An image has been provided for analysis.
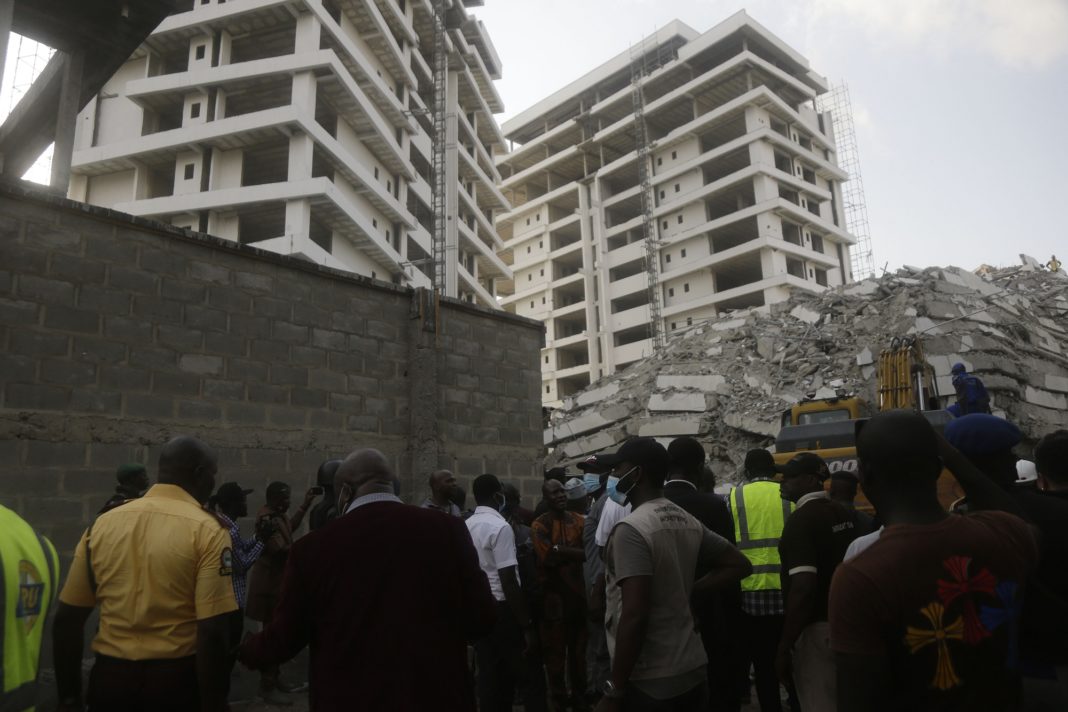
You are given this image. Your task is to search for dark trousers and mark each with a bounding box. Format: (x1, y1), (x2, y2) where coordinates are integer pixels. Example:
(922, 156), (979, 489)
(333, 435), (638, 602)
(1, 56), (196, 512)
(623, 680), (709, 712)
(226, 610), (244, 699)
(541, 610), (588, 709)
(742, 613), (800, 712)
(699, 602), (741, 712)
(476, 601), (525, 712)
(87, 654), (198, 712)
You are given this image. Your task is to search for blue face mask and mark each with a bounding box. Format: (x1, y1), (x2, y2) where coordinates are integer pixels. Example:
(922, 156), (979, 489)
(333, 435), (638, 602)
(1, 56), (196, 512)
(607, 467), (639, 506)
(583, 473), (601, 493)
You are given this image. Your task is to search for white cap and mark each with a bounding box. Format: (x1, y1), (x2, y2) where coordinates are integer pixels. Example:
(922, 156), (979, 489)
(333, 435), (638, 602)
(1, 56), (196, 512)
(564, 477), (587, 500)
(1016, 460), (1038, 485)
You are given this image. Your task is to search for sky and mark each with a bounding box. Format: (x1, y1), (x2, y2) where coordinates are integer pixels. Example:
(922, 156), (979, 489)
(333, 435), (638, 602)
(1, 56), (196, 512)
(4, 2), (1066, 274)
(473, 0), (1068, 274)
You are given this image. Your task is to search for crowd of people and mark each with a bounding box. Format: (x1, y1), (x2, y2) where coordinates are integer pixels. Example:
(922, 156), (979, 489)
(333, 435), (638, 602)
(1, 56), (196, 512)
(2, 413), (1067, 712)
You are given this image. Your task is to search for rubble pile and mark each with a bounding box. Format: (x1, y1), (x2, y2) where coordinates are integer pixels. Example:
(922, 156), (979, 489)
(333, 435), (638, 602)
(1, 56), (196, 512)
(545, 259), (1068, 484)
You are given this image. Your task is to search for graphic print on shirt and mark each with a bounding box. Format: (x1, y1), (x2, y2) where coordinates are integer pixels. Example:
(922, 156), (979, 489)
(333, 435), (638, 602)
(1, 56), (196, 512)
(904, 555), (1019, 691)
(16, 560), (45, 633)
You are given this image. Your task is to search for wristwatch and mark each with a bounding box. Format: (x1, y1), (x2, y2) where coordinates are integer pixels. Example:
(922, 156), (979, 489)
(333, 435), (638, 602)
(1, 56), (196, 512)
(603, 680), (625, 699)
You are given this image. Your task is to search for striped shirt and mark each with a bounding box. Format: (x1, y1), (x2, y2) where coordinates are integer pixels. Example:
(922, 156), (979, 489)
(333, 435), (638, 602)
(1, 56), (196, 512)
(219, 513), (265, 609)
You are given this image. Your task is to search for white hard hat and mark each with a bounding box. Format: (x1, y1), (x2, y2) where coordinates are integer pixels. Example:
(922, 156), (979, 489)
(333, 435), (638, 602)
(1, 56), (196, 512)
(1015, 460), (1038, 485)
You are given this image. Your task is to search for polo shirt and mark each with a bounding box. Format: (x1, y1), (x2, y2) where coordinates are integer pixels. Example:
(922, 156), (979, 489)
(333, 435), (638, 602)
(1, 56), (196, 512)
(595, 498), (631, 548)
(59, 484), (238, 660)
(465, 506), (519, 602)
(778, 491), (857, 624)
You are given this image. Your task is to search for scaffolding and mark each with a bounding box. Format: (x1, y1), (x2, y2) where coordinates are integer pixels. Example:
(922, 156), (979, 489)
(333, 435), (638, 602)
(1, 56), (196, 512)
(817, 83), (875, 281)
(2, 33), (56, 182)
(628, 36), (672, 353)
(429, 0), (448, 295)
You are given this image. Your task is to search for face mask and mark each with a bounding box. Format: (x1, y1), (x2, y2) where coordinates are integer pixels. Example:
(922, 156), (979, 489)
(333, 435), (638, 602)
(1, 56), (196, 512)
(337, 485), (352, 515)
(608, 466), (640, 506)
(583, 473), (601, 494)
(494, 492), (508, 514)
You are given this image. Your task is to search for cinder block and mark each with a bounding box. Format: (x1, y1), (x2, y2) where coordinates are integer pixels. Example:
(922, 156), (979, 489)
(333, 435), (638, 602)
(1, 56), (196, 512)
(152, 371), (200, 396)
(367, 320), (399, 341)
(363, 396), (393, 416)
(78, 285), (131, 314)
(25, 441), (86, 468)
(70, 389), (121, 413)
(19, 275), (74, 304)
(10, 330), (69, 357)
(268, 407), (307, 427)
(291, 387), (328, 408)
(290, 345), (326, 368)
(44, 306), (100, 334)
(4, 383), (70, 410)
(311, 328), (346, 351)
(310, 410), (344, 429)
(3, 247), (47, 275)
(104, 316), (153, 343)
(246, 383), (288, 404)
(101, 366), (149, 391)
(159, 325), (204, 351)
(40, 360), (97, 387)
(270, 364), (308, 387)
(227, 358), (269, 382)
(348, 415), (380, 433)
(132, 296), (182, 323)
(228, 314), (271, 338)
(25, 222), (81, 251)
(293, 303), (333, 329)
(329, 393), (363, 414)
(129, 346), (178, 370)
(179, 354), (224, 376)
(225, 402), (266, 425)
(188, 261), (230, 285)
(0, 297), (39, 325)
(107, 265), (158, 295)
(72, 337), (127, 364)
(254, 297), (292, 320)
(49, 253), (105, 284)
(125, 393), (175, 419)
(251, 340), (290, 362)
(203, 378), (245, 400)
(139, 248), (188, 276)
(88, 443), (143, 467)
(204, 332), (247, 357)
(234, 271), (273, 293)
(0, 354), (36, 383)
(3, 469), (60, 497)
(207, 288), (251, 314)
(346, 374), (378, 395)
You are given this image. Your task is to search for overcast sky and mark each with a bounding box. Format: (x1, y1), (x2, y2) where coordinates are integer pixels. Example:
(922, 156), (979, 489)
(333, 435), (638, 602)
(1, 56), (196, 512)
(475, 0), (1068, 274)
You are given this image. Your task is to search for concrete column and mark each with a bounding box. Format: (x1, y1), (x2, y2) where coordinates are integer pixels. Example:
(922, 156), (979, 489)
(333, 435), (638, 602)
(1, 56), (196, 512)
(285, 198), (312, 244)
(578, 181), (599, 375)
(760, 246), (787, 279)
(294, 12), (321, 53)
(744, 106), (769, 133)
(287, 132), (314, 181)
(292, 71), (317, 115)
(444, 71), (460, 298)
(50, 50), (84, 193)
(590, 179), (616, 376)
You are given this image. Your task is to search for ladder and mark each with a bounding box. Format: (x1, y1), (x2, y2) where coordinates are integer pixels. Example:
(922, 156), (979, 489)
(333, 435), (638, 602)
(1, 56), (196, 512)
(430, 0), (448, 294)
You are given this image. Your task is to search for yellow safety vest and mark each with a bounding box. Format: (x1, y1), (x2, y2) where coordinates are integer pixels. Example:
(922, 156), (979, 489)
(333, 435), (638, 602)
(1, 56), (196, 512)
(1, 505), (59, 712)
(728, 480), (793, 592)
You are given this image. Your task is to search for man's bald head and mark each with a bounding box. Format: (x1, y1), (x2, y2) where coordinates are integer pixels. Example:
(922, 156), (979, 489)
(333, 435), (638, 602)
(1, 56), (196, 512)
(157, 436), (218, 504)
(428, 469), (458, 501)
(336, 448), (395, 500)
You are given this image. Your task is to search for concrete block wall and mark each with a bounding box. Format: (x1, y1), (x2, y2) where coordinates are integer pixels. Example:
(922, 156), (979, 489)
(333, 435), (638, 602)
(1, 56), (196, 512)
(0, 183), (544, 557)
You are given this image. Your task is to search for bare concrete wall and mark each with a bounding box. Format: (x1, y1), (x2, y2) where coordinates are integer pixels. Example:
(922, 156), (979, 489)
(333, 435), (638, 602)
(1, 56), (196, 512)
(0, 182), (545, 557)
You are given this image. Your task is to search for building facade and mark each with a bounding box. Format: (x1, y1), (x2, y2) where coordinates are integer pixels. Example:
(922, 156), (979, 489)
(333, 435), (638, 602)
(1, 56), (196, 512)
(494, 12), (856, 406)
(69, 0), (511, 306)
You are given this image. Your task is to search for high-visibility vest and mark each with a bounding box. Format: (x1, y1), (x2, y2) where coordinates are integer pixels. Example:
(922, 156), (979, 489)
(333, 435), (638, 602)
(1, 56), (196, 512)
(1, 505), (59, 712)
(728, 481), (793, 592)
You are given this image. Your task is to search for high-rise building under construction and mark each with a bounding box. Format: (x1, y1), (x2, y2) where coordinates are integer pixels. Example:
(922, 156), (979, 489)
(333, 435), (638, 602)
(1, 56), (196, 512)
(495, 12), (858, 406)
(68, 0), (511, 307)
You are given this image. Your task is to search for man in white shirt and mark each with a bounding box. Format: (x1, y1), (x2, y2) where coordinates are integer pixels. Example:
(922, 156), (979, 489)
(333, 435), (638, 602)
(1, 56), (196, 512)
(466, 474), (536, 712)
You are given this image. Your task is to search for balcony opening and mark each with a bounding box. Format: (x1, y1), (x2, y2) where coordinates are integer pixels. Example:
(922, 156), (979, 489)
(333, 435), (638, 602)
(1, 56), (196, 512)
(309, 217), (333, 253)
(786, 257), (806, 280)
(705, 182), (756, 221)
(609, 257), (644, 283)
(238, 204), (285, 245)
(230, 23), (296, 64)
(814, 268), (828, 287)
(702, 146), (750, 185)
(715, 254), (764, 292)
(782, 222), (802, 246)
(614, 324), (651, 347)
(811, 233), (825, 254)
(225, 76), (292, 118)
(241, 139), (289, 186)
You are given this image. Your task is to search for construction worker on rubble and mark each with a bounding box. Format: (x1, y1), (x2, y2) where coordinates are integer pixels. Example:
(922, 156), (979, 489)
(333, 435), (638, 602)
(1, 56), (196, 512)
(950, 363), (992, 416)
(1048, 255), (1062, 273)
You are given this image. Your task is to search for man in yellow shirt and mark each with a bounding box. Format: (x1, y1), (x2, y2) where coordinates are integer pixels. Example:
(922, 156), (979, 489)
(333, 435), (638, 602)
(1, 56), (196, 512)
(52, 436), (238, 712)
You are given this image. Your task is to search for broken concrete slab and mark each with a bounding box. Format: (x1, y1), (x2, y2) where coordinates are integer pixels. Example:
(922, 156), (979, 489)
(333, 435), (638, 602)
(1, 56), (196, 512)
(1025, 386), (1068, 410)
(790, 305), (822, 325)
(856, 347), (873, 366)
(656, 374), (725, 391)
(638, 416), (704, 437)
(561, 429), (620, 458)
(1045, 374), (1068, 394)
(576, 382), (619, 408)
(648, 392), (705, 412)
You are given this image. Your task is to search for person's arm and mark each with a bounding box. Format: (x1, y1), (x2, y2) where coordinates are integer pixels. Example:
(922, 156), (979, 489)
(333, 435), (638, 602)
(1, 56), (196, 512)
(776, 571), (818, 682)
(240, 541), (311, 668)
(692, 530), (752, 597)
(453, 518), (497, 642)
(53, 531), (96, 711)
(232, 529), (265, 573)
(196, 613), (232, 712)
(288, 489), (317, 532)
(596, 575), (652, 712)
(936, 434), (1022, 516)
(53, 602), (93, 711)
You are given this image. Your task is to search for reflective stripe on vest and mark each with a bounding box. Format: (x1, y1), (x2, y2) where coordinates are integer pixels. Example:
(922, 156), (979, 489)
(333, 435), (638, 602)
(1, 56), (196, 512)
(729, 481), (793, 592)
(0, 506), (59, 712)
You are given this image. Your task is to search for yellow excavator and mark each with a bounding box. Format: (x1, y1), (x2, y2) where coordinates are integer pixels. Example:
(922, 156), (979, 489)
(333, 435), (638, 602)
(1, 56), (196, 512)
(772, 336), (962, 511)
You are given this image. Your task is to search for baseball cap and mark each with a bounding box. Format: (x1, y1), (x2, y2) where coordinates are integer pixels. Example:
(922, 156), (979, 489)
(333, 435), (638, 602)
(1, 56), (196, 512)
(544, 466), (569, 483)
(951, 362), (967, 374)
(564, 477), (587, 501)
(577, 455), (607, 472)
(782, 452), (829, 480)
(216, 482), (253, 504)
(596, 438), (670, 473)
(116, 462), (147, 485)
(1016, 460), (1038, 485)
(945, 414), (1022, 457)
(743, 449), (779, 476)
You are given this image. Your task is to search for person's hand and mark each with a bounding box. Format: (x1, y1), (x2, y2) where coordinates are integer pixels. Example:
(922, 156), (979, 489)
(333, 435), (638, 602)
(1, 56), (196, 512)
(594, 694), (622, 712)
(302, 487), (319, 507)
(775, 643), (792, 684)
(523, 627), (539, 657)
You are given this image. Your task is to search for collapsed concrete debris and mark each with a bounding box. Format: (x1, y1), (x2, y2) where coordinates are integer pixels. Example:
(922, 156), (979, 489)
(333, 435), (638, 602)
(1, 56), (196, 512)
(544, 259), (1068, 485)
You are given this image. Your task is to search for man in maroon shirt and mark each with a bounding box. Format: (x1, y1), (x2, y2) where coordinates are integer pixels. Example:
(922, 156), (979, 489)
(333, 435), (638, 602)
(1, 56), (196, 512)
(830, 410), (1039, 712)
(239, 449), (496, 711)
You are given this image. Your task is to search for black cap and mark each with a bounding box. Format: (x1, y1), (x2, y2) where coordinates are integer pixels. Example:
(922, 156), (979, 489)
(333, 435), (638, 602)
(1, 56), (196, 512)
(265, 481), (291, 500)
(596, 438), (670, 473)
(577, 455), (608, 473)
(782, 452), (829, 480)
(744, 449), (779, 476)
(116, 462), (147, 485)
(544, 466), (569, 483)
(216, 482), (253, 504)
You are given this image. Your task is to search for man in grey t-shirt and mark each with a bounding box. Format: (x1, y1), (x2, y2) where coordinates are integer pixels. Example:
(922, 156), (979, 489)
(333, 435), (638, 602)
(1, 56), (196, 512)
(595, 439), (752, 711)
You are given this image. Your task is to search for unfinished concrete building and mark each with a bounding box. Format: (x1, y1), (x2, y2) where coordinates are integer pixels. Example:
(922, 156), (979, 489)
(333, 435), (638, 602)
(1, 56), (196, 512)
(495, 12), (857, 406)
(67, 0), (511, 306)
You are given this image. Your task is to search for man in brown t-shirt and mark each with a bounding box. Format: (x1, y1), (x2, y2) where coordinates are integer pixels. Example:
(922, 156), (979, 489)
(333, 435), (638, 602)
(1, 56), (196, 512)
(830, 410), (1039, 712)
